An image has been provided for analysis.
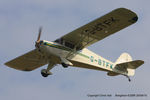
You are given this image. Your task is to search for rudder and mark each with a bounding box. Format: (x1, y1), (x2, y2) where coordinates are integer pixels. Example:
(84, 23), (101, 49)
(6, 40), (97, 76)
(115, 53), (132, 64)
(115, 53), (135, 76)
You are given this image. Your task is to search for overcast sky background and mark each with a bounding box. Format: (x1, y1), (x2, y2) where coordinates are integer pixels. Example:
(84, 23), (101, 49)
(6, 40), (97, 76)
(0, 0), (150, 100)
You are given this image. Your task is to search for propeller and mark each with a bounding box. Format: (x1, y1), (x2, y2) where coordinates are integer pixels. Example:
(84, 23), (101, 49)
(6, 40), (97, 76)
(35, 27), (42, 48)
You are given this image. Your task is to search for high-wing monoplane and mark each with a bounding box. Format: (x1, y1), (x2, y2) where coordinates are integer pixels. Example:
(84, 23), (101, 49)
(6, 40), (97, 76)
(5, 8), (144, 82)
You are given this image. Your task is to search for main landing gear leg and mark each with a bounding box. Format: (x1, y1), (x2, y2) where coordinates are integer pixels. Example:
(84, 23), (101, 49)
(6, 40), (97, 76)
(41, 63), (54, 77)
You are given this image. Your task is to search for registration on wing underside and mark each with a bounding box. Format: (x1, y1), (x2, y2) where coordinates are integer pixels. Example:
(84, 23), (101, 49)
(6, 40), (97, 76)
(76, 17), (120, 49)
(82, 17), (119, 36)
(79, 17), (119, 42)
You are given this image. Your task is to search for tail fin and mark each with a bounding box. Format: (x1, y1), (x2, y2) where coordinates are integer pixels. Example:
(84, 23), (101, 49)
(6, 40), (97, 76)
(115, 53), (144, 76)
(115, 53), (132, 64)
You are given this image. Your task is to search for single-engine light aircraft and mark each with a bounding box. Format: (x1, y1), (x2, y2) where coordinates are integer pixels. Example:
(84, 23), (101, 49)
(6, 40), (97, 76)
(5, 8), (144, 82)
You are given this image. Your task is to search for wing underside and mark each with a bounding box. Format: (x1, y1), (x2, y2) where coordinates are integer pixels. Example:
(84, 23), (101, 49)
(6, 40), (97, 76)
(55, 8), (138, 50)
(5, 49), (48, 71)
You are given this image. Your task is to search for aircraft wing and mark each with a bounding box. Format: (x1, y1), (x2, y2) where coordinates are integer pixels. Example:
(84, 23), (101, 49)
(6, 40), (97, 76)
(5, 49), (48, 71)
(55, 8), (138, 50)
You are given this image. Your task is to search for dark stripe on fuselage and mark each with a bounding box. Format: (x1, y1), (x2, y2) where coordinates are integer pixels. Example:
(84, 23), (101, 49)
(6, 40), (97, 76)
(43, 42), (90, 59)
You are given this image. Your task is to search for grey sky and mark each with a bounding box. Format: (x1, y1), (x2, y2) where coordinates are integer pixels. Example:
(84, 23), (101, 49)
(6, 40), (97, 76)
(0, 0), (150, 100)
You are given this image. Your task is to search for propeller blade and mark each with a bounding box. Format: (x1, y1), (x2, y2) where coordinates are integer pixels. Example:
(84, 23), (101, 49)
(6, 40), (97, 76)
(37, 27), (42, 42)
(35, 27), (43, 48)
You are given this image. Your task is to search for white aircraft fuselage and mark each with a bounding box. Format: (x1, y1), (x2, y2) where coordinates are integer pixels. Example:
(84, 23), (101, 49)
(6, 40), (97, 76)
(39, 40), (127, 76)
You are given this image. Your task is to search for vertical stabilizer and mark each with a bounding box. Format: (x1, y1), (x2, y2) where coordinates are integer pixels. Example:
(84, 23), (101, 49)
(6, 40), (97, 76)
(115, 53), (132, 64)
(115, 53), (135, 76)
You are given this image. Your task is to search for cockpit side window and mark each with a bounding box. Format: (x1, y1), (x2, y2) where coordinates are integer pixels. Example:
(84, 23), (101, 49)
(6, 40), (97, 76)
(55, 38), (63, 45)
(55, 39), (59, 43)
(65, 41), (75, 49)
(55, 38), (75, 49)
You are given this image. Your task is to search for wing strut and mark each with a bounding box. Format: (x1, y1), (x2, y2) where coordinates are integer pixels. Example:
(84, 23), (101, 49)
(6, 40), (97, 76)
(66, 31), (97, 58)
(75, 30), (97, 50)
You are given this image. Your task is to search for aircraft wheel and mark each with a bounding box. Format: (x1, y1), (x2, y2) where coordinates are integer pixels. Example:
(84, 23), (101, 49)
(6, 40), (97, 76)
(61, 63), (68, 68)
(128, 78), (131, 82)
(41, 69), (49, 77)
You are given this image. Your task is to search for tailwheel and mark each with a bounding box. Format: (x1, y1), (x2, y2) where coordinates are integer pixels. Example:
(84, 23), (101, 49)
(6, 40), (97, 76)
(128, 78), (131, 82)
(125, 75), (131, 82)
(41, 69), (52, 77)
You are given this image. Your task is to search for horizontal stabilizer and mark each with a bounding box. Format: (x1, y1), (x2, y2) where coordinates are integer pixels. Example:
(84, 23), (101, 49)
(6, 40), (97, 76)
(116, 60), (144, 69)
(107, 72), (120, 76)
(114, 60), (144, 76)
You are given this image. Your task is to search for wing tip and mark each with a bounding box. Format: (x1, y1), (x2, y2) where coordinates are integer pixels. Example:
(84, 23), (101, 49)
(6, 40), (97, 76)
(138, 60), (144, 65)
(4, 62), (10, 67)
(111, 8), (138, 25)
